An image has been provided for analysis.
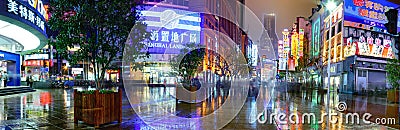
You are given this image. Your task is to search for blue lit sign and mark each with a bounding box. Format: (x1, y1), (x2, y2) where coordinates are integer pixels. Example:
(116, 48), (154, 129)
(0, 0), (47, 36)
(142, 6), (201, 54)
(344, 0), (400, 32)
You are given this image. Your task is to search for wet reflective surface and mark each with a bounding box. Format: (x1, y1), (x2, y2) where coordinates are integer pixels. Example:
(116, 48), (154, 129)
(0, 83), (397, 129)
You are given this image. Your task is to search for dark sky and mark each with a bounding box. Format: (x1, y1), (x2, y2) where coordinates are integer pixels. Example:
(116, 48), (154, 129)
(246, 0), (318, 39)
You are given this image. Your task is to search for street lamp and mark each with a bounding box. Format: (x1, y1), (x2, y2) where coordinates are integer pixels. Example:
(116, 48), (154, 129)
(324, 1), (336, 129)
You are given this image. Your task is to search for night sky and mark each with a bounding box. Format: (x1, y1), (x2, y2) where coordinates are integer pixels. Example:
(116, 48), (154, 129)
(246, 0), (318, 39)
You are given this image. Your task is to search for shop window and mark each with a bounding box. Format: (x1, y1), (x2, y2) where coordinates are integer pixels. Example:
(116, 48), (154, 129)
(337, 21), (342, 33)
(358, 70), (367, 77)
(325, 31), (329, 41)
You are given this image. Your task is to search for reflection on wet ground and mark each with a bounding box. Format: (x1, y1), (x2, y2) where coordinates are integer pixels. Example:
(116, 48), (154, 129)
(0, 82), (397, 129)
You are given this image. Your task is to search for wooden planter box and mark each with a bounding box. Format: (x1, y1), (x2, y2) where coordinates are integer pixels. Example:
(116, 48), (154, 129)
(387, 89), (399, 103)
(74, 89), (122, 128)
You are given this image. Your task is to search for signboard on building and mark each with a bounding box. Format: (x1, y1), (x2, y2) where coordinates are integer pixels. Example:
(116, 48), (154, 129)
(0, 0), (48, 35)
(311, 17), (321, 58)
(344, 0), (400, 32)
(344, 27), (395, 58)
(141, 6), (201, 54)
(279, 29), (290, 71)
(25, 54), (48, 60)
(291, 32), (298, 66)
(299, 29), (304, 57)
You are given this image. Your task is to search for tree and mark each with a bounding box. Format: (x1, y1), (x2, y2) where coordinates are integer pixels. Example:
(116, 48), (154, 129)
(47, 0), (150, 88)
(386, 58), (400, 89)
(170, 43), (205, 84)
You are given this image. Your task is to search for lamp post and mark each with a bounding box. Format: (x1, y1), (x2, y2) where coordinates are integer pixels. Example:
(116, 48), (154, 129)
(325, 1), (336, 129)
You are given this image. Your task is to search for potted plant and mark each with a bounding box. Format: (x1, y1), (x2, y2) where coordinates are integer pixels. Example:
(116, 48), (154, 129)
(386, 59), (400, 103)
(74, 89), (122, 128)
(47, 0), (150, 127)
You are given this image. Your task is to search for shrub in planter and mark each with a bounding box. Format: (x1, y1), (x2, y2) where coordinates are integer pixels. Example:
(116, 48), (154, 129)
(74, 89), (122, 128)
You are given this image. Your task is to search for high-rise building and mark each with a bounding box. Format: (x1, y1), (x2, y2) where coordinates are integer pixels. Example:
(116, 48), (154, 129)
(263, 13), (279, 59)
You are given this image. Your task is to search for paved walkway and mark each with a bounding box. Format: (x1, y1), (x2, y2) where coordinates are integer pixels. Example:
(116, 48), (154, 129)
(0, 83), (396, 129)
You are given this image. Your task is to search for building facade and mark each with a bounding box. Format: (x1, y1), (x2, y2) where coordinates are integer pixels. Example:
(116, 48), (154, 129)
(310, 0), (400, 93)
(129, 0), (250, 84)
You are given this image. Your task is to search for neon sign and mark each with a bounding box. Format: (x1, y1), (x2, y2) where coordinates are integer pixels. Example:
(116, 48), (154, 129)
(142, 6), (201, 54)
(6, 0), (46, 32)
(344, 27), (394, 58)
(344, 0), (400, 32)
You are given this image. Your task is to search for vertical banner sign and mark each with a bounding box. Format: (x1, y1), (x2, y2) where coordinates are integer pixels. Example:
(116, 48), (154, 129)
(311, 18), (321, 57)
(291, 32), (298, 66)
(141, 6), (202, 54)
(299, 29), (304, 57)
(279, 29), (290, 71)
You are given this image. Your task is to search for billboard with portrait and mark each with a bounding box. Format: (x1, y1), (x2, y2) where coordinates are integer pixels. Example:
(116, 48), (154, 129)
(141, 6), (201, 54)
(344, 0), (400, 32)
(343, 27), (395, 58)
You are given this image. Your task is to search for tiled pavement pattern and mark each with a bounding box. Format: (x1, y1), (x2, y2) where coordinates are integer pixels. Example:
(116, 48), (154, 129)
(0, 83), (397, 130)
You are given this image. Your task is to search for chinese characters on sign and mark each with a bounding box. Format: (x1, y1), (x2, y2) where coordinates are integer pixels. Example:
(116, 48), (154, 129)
(312, 18), (321, 57)
(7, 0), (45, 32)
(24, 60), (47, 66)
(298, 29), (304, 57)
(344, 0), (400, 32)
(353, 0), (392, 21)
(279, 29), (290, 71)
(291, 32), (298, 66)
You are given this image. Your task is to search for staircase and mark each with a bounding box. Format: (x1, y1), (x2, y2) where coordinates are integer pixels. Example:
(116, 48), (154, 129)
(0, 87), (36, 96)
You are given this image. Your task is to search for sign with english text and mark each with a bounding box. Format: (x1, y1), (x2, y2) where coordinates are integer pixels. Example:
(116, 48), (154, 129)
(0, 0), (47, 36)
(142, 6), (201, 54)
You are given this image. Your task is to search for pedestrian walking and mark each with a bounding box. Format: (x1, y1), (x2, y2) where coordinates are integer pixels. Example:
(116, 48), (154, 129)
(3, 71), (8, 88)
(27, 70), (33, 88)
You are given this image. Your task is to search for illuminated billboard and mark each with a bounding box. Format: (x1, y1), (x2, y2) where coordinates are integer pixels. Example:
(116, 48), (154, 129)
(311, 17), (320, 57)
(344, 0), (400, 32)
(142, 6), (201, 54)
(0, 0), (48, 36)
(343, 27), (395, 58)
(291, 32), (298, 66)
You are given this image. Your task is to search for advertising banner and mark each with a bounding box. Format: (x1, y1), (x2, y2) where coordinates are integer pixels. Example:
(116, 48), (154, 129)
(278, 58), (286, 71)
(343, 27), (394, 58)
(288, 58), (295, 71)
(291, 32), (298, 66)
(344, 0), (400, 32)
(311, 18), (321, 57)
(142, 6), (201, 54)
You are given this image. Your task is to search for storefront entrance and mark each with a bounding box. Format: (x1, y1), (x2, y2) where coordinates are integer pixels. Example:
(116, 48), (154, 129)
(0, 50), (20, 86)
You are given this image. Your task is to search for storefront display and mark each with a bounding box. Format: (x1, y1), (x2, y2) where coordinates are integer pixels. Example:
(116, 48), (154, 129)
(23, 59), (49, 81)
(0, 50), (20, 86)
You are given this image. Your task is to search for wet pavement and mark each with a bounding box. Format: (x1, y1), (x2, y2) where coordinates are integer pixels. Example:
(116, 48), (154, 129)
(0, 82), (397, 129)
